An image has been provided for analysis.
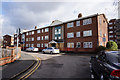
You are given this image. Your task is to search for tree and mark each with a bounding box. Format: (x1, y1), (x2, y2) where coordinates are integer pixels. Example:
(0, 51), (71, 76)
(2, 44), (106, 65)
(106, 41), (118, 51)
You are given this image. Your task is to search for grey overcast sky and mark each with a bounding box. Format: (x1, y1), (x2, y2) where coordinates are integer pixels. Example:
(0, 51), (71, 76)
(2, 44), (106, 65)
(0, 0), (119, 37)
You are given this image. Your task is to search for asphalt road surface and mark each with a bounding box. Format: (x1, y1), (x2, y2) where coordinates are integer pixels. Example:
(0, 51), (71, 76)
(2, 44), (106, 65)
(26, 52), (93, 80)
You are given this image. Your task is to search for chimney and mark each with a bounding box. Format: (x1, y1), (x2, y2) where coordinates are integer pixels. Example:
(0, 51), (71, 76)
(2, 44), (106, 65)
(35, 26), (37, 29)
(78, 13), (82, 18)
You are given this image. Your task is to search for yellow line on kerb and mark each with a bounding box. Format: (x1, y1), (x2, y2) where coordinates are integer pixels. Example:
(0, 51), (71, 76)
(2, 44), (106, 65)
(18, 54), (41, 80)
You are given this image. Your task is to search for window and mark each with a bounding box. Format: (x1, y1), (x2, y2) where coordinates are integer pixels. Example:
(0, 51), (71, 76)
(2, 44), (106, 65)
(41, 36), (44, 40)
(31, 44), (34, 47)
(76, 42), (81, 48)
(67, 32), (74, 38)
(29, 32), (31, 35)
(37, 37), (40, 40)
(26, 44), (28, 47)
(109, 31), (113, 33)
(76, 21), (80, 26)
(45, 36), (48, 40)
(32, 38), (34, 41)
(45, 28), (49, 32)
(42, 29), (44, 33)
(83, 18), (92, 25)
(29, 38), (31, 41)
(41, 43), (43, 47)
(26, 33), (28, 35)
(109, 27), (113, 29)
(109, 35), (113, 38)
(99, 18), (102, 25)
(54, 26), (62, 40)
(67, 43), (74, 48)
(67, 22), (74, 28)
(83, 30), (92, 37)
(29, 44), (31, 47)
(55, 37), (57, 40)
(83, 42), (92, 48)
(37, 44), (40, 47)
(44, 43), (48, 48)
(32, 31), (34, 34)
(109, 22), (112, 25)
(110, 40), (113, 41)
(26, 38), (28, 41)
(100, 31), (102, 37)
(76, 32), (80, 37)
(37, 30), (40, 33)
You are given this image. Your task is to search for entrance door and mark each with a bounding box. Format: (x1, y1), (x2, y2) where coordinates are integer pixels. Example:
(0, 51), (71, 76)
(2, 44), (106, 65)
(51, 43), (56, 47)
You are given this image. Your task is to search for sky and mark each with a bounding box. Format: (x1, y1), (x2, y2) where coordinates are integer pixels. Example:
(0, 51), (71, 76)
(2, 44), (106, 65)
(0, 0), (119, 38)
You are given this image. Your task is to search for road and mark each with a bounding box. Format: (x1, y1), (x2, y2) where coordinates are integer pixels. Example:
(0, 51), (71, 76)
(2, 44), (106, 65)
(1, 51), (94, 80)
(25, 52), (93, 80)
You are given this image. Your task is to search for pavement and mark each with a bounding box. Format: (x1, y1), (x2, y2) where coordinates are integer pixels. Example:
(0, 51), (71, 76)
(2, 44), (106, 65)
(1, 51), (36, 80)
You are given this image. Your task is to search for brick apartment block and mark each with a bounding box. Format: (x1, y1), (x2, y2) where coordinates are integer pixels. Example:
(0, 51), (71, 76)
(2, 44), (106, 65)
(108, 19), (120, 49)
(14, 13), (108, 52)
(3, 35), (14, 48)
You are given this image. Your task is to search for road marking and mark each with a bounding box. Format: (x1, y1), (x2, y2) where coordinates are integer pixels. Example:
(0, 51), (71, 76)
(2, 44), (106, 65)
(18, 54), (41, 80)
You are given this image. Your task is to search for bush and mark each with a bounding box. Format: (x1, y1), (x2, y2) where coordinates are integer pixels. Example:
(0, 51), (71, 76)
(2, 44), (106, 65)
(106, 41), (118, 51)
(97, 46), (106, 52)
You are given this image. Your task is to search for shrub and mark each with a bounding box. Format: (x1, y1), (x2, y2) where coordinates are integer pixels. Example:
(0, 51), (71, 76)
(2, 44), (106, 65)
(97, 46), (106, 52)
(106, 41), (118, 51)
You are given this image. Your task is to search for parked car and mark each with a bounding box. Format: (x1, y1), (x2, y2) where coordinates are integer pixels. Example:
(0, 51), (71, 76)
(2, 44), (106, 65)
(42, 47), (60, 54)
(26, 47), (39, 52)
(90, 51), (120, 80)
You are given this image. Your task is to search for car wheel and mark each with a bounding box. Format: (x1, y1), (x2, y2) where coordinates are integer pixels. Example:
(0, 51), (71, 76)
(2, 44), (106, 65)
(50, 51), (53, 54)
(42, 51), (45, 54)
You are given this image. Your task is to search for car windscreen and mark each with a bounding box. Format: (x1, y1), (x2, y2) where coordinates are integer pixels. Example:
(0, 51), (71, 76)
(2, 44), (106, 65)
(106, 52), (120, 63)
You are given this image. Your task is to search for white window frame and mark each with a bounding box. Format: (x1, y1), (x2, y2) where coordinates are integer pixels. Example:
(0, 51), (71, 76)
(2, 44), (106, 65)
(37, 44), (40, 47)
(37, 30), (40, 33)
(32, 37), (34, 41)
(67, 22), (74, 28)
(41, 43), (43, 47)
(31, 44), (34, 47)
(76, 21), (80, 26)
(41, 36), (44, 40)
(45, 28), (49, 32)
(67, 32), (74, 38)
(42, 29), (44, 33)
(37, 37), (40, 40)
(109, 31), (113, 33)
(83, 42), (92, 48)
(26, 33), (28, 36)
(83, 30), (92, 37)
(44, 43), (48, 48)
(67, 43), (74, 48)
(109, 35), (113, 38)
(83, 18), (92, 25)
(45, 35), (48, 40)
(26, 38), (28, 41)
(32, 31), (34, 35)
(26, 44), (28, 47)
(76, 42), (81, 48)
(76, 32), (80, 37)
(109, 27), (113, 29)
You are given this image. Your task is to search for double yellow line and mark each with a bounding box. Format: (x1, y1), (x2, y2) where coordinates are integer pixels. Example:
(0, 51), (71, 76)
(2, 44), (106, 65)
(18, 55), (41, 80)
